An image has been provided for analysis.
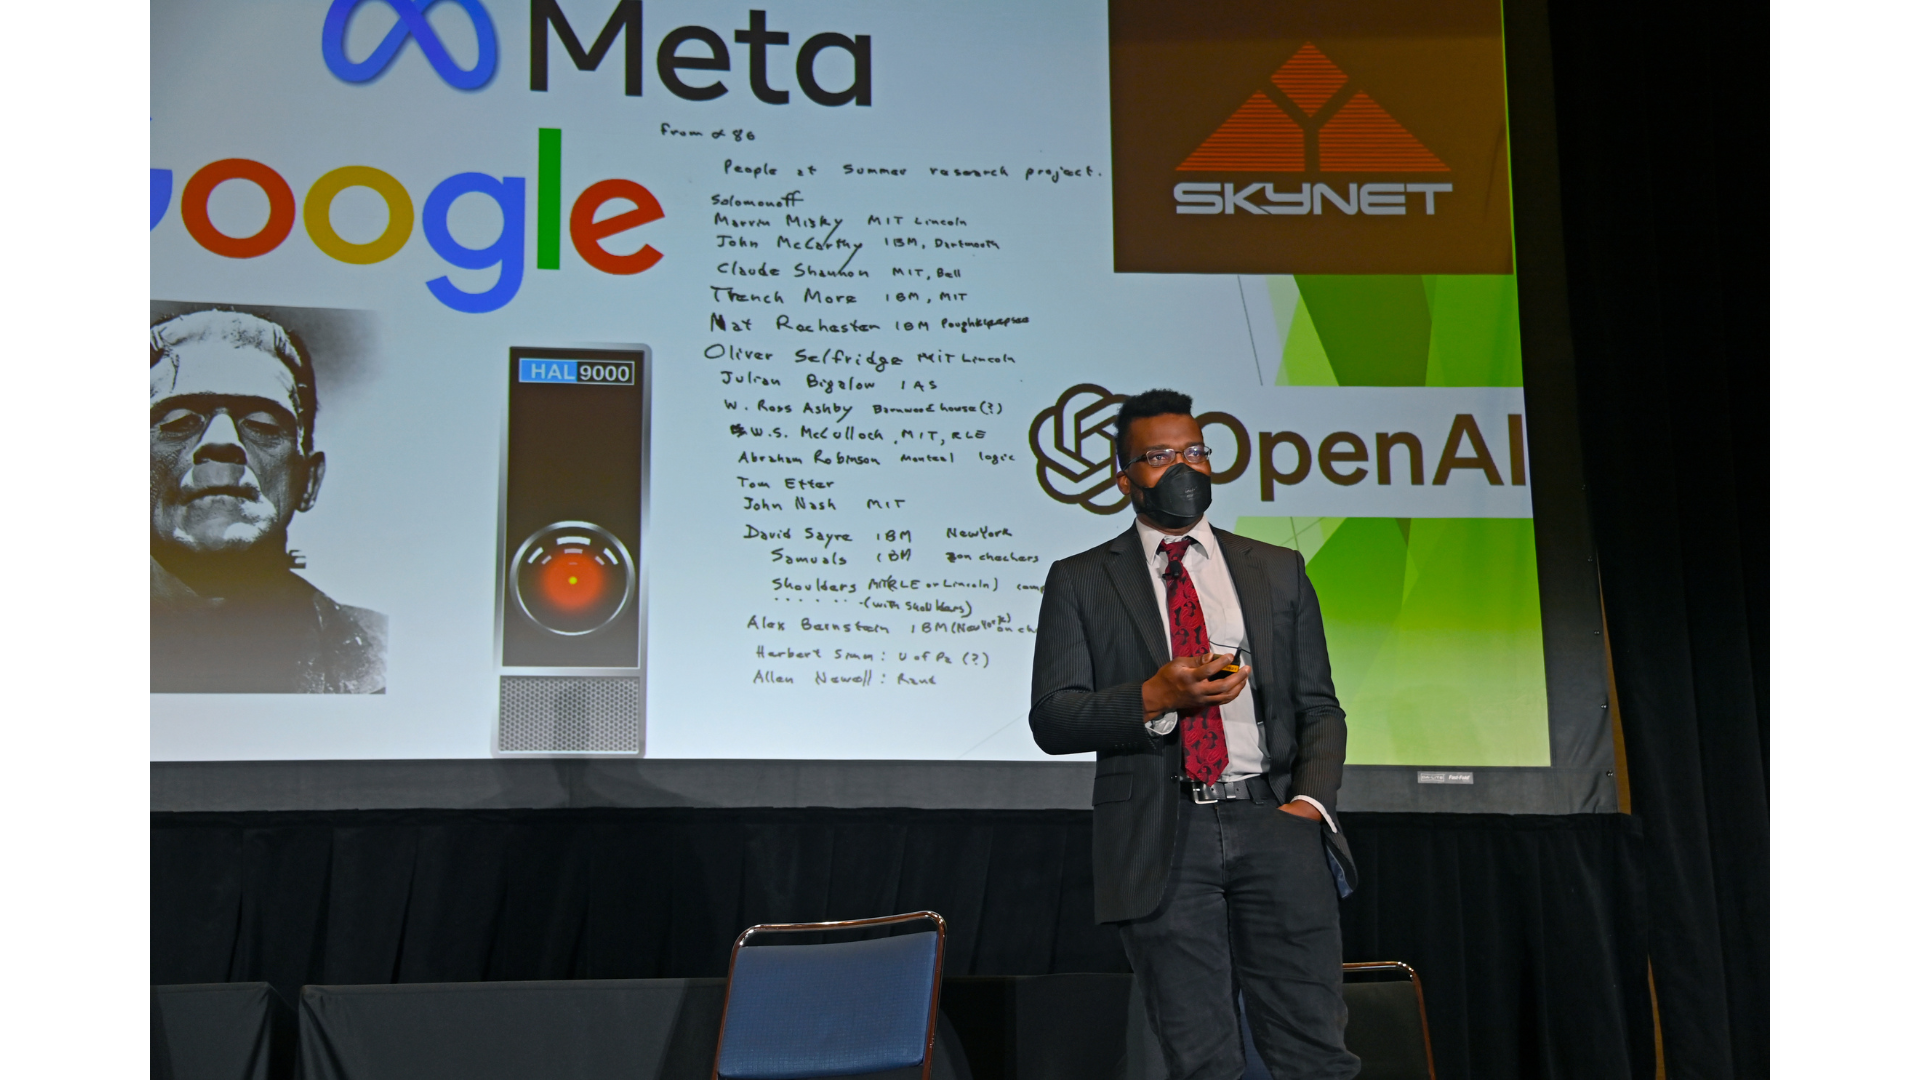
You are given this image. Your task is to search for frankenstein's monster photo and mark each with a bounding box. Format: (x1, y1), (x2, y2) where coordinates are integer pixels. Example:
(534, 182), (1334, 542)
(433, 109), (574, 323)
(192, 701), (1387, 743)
(150, 308), (386, 693)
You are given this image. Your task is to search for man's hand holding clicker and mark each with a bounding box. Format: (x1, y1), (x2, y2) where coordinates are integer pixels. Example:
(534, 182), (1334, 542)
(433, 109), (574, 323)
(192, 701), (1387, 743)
(1142, 653), (1248, 723)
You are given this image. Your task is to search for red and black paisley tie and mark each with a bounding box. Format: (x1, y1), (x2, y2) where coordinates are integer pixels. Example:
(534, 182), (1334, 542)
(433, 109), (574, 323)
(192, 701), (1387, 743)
(1158, 538), (1228, 784)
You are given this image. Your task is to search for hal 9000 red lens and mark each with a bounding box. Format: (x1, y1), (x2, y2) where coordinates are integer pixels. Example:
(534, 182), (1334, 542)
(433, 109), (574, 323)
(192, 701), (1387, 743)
(510, 521), (635, 636)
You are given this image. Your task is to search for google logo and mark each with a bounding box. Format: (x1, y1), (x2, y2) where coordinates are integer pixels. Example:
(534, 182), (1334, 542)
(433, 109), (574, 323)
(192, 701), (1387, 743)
(148, 128), (660, 313)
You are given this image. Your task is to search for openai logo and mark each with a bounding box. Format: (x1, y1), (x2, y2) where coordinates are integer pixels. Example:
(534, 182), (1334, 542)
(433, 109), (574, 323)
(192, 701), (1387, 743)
(1030, 385), (1252, 515)
(1029, 384), (1131, 515)
(322, 0), (499, 91)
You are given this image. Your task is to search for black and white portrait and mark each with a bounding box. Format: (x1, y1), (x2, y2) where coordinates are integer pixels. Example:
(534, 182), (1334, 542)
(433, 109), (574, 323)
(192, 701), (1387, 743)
(150, 304), (386, 693)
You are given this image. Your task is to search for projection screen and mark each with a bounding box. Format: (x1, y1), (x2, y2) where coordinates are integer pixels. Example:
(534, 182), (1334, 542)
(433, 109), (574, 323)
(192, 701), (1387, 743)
(150, 0), (1617, 812)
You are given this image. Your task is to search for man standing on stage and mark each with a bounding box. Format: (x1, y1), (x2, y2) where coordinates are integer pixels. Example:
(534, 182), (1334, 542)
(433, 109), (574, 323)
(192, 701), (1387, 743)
(1029, 389), (1360, 1080)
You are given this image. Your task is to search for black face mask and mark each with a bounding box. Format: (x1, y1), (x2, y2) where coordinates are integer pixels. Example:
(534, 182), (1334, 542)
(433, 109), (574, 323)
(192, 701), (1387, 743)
(1131, 461), (1212, 530)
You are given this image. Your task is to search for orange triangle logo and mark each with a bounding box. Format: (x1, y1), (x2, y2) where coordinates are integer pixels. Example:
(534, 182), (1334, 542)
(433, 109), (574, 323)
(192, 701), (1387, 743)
(1176, 94), (1304, 172)
(1270, 43), (1346, 114)
(1178, 43), (1449, 174)
(1320, 93), (1447, 171)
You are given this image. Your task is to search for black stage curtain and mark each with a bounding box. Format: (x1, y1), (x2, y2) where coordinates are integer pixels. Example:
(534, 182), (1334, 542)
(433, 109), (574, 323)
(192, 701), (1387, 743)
(1543, 0), (1769, 1076)
(153, 808), (1648, 1080)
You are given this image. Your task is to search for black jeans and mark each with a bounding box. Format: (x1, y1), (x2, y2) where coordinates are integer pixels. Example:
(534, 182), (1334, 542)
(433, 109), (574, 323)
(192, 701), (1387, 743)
(1117, 797), (1360, 1080)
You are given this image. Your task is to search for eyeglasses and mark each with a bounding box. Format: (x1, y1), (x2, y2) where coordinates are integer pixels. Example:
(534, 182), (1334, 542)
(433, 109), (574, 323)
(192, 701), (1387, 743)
(1123, 445), (1211, 470)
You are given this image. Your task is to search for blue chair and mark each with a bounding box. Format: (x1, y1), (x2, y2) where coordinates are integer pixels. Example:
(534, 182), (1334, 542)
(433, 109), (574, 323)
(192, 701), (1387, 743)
(712, 911), (948, 1080)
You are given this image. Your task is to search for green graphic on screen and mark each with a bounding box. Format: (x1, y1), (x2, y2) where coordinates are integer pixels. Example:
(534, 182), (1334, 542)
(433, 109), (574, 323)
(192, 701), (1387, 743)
(1239, 272), (1548, 767)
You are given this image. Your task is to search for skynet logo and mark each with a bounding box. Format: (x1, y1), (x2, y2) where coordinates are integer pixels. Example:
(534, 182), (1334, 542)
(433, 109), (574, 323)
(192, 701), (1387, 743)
(1171, 43), (1453, 217)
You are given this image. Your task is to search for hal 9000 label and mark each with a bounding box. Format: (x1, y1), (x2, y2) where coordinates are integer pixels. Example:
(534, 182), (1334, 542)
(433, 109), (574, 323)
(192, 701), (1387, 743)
(517, 358), (635, 385)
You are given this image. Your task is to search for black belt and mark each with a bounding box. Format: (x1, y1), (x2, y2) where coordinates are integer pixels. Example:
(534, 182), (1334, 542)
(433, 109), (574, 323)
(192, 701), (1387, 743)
(1180, 775), (1278, 804)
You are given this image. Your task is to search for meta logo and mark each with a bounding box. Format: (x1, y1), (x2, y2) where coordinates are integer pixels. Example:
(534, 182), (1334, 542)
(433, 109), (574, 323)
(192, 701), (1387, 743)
(322, 0), (499, 89)
(320, 0), (872, 105)
(149, 128), (661, 314)
(533, 2), (871, 105)
(1171, 43), (1452, 218)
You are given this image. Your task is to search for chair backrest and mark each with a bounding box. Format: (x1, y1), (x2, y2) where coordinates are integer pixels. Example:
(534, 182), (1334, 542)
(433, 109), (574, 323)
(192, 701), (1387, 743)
(1338, 962), (1434, 1080)
(712, 911), (947, 1080)
(1240, 961), (1434, 1080)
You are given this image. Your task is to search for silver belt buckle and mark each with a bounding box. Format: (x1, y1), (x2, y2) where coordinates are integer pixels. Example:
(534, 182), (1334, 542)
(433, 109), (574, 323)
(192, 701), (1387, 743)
(1188, 781), (1220, 805)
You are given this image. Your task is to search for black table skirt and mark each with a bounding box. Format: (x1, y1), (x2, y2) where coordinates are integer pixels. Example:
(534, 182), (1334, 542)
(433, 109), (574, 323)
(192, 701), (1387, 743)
(155, 807), (1650, 1079)
(152, 983), (293, 1080)
(158, 973), (1435, 1080)
(297, 978), (972, 1080)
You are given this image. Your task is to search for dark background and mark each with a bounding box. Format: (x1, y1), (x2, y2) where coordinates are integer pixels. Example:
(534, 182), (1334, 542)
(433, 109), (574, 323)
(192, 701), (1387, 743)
(151, 0), (1766, 1074)
(1542, 0), (1768, 1072)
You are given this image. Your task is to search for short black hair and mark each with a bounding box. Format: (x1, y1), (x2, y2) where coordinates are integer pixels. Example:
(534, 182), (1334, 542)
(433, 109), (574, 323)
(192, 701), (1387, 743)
(1114, 388), (1194, 465)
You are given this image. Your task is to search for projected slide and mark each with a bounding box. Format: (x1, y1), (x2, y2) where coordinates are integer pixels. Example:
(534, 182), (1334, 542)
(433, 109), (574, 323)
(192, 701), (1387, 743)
(151, 0), (1564, 771)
